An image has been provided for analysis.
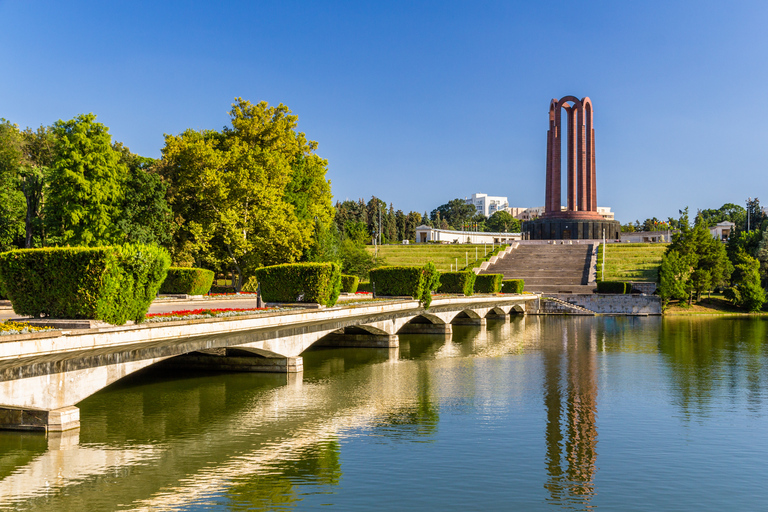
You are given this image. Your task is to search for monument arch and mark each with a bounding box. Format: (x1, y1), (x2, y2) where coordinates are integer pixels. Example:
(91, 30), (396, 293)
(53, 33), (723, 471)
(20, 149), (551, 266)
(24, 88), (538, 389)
(525, 96), (620, 240)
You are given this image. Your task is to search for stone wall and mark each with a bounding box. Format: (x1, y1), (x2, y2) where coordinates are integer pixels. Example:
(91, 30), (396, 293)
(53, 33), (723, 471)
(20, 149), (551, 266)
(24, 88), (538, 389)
(550, 293), (662, 315)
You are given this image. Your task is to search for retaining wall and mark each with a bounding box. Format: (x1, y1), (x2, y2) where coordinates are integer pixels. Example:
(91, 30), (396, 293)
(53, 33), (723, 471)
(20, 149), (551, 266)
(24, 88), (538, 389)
(550, 294), (662, 315)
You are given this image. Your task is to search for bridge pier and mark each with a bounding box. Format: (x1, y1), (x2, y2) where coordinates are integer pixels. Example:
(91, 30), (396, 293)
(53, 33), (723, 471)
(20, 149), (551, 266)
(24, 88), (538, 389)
(398, 323), (452, 334)
(168, 349), (304, 373)
(0, 405), (80, 432)
(316, 330), (399, 348)
(451, 317), (487, 326)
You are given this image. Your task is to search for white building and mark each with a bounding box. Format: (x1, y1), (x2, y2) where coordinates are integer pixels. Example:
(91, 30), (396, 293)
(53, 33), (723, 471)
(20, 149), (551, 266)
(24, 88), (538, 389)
(504, 206), (614, 221)
(414, 225), (521, 244)
(466, 193), (509, 217)
(710, 221), (735, 241)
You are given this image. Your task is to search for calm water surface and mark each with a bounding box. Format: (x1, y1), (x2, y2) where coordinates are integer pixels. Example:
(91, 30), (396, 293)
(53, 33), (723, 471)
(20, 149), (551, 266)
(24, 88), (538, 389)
(2, 316), (768, 511)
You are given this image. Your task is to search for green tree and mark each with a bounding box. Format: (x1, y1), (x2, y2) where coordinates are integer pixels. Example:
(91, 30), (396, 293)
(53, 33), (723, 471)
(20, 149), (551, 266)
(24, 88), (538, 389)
(658, 248), (695, 306)
(663, 208), (732, 304)
(725, 252), (766, 312)
(339, 238), (377, 279)
(430, 199), (476, 230)
(486, 210), (520, 232)
(699, 203), (746, 228)
(755, 226), (768, 286)
(160, 99), (331, 289)
(113, 143), (172, 246)
(45, 114), (127, 246)
(0, 120), (26, 251)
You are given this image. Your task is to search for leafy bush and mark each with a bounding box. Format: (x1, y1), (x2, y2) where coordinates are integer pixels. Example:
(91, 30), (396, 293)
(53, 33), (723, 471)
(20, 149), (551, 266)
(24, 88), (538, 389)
(474, 273), (503, 294)
(340, 274), (359, 293)
(0, 276), (6, 300)
(160, 267), (214, 295)
(596, 281), (629, 294)
(357, 282), (372, 293)
(254, 262), (341, 307)
(369, 263), (440, 308)
(438, 271), (475, 295)
(501, 279), (525, 294)
(241, 276), (259, 292)
(0, 244), (170, 324)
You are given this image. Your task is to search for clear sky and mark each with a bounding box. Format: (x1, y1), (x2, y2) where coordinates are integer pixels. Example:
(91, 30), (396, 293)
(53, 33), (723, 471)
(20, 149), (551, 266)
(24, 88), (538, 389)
(1, 0), (766, 223)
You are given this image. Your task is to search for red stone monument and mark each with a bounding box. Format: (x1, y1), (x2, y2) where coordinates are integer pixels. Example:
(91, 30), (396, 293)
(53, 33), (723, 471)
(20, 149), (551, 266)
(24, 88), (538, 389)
(524, 96), (620, 240)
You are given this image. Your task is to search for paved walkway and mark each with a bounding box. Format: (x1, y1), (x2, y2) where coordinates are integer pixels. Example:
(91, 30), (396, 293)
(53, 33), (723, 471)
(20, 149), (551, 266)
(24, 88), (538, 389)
(0, 297), (266, 321)
(0, 294), (367, 322)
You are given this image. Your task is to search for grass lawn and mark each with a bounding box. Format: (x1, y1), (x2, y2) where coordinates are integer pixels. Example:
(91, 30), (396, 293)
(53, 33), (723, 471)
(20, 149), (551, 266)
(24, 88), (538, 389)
(596, 243), (667, 282)
(665, 294), (768, 315)
(366, 244), (502, 272)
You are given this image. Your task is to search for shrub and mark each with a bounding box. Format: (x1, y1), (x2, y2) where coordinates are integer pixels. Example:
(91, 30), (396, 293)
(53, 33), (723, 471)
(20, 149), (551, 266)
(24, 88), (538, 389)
(254, 262), (341, 307)
(501, 279), (525, 294)
(160, 267), (214, 295)
(596, 281), (628, 294)
(369, 263), (440, 308)
(0, 244), (170, 325)
(340, 274), (359, 293)
(357, 282), (372, 293)
(474, 273), (503, 294)
(0, 276), (6, 300)
(241, 276), (259, 292)
(438, 271), (475, 295)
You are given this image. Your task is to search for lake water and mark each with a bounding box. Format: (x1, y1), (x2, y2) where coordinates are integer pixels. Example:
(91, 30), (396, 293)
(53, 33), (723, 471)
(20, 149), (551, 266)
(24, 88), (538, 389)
(1, 316), (768, 511)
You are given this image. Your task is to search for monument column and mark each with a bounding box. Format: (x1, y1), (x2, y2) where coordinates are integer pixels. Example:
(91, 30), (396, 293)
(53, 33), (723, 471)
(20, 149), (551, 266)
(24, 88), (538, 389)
(524, 95), (619, 240)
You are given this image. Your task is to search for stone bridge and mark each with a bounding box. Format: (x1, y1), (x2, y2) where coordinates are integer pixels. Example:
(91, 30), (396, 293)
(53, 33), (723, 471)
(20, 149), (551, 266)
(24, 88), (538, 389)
(0, 295), (537, 432)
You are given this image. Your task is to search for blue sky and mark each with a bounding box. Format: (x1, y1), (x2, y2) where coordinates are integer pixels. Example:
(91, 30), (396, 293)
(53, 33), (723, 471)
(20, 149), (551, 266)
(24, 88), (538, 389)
(1, 0), (766, 223)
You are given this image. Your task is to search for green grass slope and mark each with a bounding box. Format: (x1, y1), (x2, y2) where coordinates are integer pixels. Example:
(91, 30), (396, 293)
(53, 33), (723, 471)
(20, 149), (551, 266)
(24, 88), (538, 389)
(596, 243), (668, 282)
(366, 244), (501, 272)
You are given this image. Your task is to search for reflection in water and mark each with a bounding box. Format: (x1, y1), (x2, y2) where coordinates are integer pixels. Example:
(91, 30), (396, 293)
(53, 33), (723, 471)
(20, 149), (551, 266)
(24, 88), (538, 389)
(3, 317), (768, 510)
(541, 318), (599, 510)
(660, 318), (768, 417)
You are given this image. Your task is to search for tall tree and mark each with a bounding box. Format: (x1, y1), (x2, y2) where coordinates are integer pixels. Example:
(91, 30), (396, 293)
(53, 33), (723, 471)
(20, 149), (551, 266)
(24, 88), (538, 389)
(113, 143), (173, 246)
(0, 120), (25, 251)
(160, 99), (331, 289)
(45, 114), (127, 246)
(486, 211), (520, 232)
(430, 199), (475, 230)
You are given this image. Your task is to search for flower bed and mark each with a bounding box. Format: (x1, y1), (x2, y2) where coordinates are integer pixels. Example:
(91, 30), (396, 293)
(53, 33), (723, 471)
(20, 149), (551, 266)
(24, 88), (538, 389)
(206, 292), (258, 297)
(0, 321), (56, 336)
(145, 307), (273, 322)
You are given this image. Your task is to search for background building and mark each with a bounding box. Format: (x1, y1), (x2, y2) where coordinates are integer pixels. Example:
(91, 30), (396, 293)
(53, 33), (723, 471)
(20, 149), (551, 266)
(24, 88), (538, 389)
(415, 225), (521, 244)
(466, 193), (509, 217)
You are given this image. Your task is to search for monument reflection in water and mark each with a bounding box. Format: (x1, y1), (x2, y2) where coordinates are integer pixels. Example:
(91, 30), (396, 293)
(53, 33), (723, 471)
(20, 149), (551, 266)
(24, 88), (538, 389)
(2, 316), (768, 511)
(542, 320), (599, 507)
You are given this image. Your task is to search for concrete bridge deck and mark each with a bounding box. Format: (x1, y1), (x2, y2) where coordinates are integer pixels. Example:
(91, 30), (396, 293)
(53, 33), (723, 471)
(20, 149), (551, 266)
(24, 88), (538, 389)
(0, 294), (537, 432)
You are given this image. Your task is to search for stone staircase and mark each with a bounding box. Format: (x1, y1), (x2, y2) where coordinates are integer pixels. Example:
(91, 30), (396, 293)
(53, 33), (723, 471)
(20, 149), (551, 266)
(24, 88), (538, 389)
(538, 296), (595, 315)
(480, 243), (596, 294)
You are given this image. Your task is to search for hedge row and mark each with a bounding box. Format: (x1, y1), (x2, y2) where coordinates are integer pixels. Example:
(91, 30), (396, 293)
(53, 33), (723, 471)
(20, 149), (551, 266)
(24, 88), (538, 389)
(475, 273), (503, 294)
(596, 281), (634, 294)
(357, 282), (372, 293)
(254, 262), (341, 307)
(341, 274), (359, 293)
(369, 263), (440, 308)
(160, 267), (214, 295)
(502, 279), (525, 294)
(0, 277), (6, 300)
(0, 245), (170, 324)
(438, 271), (475, 295)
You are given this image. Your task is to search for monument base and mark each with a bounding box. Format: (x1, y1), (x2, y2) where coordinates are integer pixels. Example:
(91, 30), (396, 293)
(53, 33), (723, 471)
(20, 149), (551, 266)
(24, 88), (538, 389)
(523, 218), (620, 240)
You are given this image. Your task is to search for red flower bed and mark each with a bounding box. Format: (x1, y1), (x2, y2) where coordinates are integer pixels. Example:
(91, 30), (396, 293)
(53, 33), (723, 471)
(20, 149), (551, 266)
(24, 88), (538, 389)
(146, 307), (270, 319)
(354, 291), (372, 295)
(207, 292), (258, 296)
